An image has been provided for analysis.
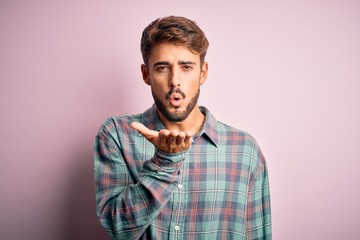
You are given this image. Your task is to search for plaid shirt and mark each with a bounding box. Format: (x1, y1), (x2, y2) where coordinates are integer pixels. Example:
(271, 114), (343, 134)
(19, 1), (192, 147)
(94, 104), (271, 239)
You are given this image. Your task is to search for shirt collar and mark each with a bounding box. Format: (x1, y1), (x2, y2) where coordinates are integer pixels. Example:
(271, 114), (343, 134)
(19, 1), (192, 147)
(142, 104), (219, 147)
(198, 106), (219, 147)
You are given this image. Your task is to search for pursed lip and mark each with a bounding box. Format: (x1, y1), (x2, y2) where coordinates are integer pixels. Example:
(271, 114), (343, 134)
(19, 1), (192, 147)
(166, 88), (186, 107)
(169, 93), (183, 107)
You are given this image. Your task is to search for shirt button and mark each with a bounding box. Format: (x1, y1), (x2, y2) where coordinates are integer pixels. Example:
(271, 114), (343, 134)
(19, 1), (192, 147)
(177, 184), (183, 189)
(174, 225), (180, 231)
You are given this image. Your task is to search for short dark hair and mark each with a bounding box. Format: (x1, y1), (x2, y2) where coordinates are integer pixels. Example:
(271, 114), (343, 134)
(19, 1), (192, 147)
(141, 16), (209, 65)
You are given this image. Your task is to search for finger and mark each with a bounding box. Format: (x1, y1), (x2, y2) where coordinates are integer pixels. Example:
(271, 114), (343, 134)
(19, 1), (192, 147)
(168, 130), (179, 143)
(176, 131), (186, 144)
(158, 129), (170, 142)
(184, 132), (193, 144)
(131, 122), (158, 139)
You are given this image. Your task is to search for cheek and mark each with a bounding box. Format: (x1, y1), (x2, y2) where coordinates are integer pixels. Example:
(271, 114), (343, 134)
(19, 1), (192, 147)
(150, 82), (167, 96)
(185, 83), (200, 96)
(150, 75), (169, 87)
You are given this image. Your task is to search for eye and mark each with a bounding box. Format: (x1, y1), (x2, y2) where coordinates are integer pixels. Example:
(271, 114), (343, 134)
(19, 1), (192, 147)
(182, 65), (193, 71)
(156, 65), (169, 72)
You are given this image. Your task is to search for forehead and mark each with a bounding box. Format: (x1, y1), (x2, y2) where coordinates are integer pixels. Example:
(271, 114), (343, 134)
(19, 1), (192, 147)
(148, 43), (200, 64)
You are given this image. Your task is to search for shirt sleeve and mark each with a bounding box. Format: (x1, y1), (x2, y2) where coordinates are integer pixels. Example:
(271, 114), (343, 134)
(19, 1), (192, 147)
(245, 144), (272, 240)
(94, 121), (186, 239)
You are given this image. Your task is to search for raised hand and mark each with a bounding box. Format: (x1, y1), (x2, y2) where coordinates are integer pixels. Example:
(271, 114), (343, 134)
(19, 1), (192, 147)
(131, 122), (193, 154)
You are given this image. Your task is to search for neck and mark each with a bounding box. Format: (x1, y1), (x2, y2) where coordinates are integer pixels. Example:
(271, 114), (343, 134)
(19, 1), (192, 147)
(157, 105), (205, 134)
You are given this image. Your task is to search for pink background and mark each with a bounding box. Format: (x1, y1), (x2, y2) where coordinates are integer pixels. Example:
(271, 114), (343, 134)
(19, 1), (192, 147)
(1, 1), (359, 239)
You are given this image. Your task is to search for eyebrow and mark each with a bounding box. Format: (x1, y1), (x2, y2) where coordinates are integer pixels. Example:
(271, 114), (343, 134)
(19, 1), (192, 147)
(178, 61), (196, 65)
(153, 61), (196, 67)
(153, 61), (170, 67)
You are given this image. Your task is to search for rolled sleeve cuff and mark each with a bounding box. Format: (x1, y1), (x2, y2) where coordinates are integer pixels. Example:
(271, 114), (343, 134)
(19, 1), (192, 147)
(152, 149), (188, 167)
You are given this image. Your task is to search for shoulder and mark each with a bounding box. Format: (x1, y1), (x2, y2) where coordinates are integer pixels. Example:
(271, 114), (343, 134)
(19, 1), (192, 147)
(216, 120), (257, 145)
(216, 120), (266, 168)
(97, 114), (142, 135)
(201, 106), (260, 151)
(96, 113), (142, 147)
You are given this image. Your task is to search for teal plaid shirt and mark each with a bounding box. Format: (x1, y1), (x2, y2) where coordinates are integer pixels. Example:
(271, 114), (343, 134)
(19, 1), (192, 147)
(94, 104), (271, 239)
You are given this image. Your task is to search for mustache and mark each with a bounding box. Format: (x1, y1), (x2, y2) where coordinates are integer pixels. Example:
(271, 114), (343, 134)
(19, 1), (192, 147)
(166, 88), (186, 99)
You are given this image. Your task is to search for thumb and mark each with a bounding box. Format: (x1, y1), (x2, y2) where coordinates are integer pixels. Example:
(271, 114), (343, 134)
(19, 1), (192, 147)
(131, 122), (158, 139)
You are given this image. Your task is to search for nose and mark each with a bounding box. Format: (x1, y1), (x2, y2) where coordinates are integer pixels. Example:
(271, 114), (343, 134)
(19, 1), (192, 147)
(169, 68), (180, 87)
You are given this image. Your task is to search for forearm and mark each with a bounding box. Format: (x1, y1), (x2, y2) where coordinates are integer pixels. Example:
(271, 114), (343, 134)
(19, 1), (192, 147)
(95, 149), (186, 239)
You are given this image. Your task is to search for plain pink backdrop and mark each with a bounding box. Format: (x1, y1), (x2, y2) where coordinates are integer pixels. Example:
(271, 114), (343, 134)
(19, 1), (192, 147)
(1, 1), (359, 239)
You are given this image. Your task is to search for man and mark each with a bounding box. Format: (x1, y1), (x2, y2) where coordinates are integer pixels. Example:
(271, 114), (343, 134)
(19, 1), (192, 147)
(94, 16), (271, 239)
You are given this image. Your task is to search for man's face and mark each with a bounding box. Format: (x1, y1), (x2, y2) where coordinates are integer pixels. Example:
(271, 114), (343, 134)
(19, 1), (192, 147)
(142, 43), (208, 122)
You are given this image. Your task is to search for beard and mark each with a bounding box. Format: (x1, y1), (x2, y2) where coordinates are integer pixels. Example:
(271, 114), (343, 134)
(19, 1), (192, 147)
(152, 87), (200, 122)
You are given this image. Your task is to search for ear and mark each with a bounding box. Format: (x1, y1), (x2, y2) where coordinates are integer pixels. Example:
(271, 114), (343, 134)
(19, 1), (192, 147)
(141, 64), (151, 85)
(200, 62), (208, 85)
